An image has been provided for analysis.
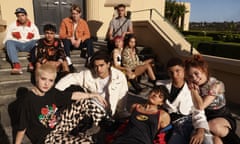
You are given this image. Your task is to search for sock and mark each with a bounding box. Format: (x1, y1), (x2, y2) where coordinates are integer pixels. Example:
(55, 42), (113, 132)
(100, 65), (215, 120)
(66, 56), (72, 65)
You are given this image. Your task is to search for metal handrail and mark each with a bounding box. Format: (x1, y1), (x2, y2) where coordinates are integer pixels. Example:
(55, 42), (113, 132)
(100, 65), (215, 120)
(131, 8), (185, 39)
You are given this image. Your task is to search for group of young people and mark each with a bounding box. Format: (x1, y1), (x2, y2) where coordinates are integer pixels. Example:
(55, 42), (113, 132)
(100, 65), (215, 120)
(4, 4), (93, 75)
(15, 51), (240, 144)
(4, 3), (239, 144)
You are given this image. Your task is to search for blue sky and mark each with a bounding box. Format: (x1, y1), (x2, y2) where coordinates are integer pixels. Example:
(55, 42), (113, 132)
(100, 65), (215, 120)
(176, 0), (240, 22)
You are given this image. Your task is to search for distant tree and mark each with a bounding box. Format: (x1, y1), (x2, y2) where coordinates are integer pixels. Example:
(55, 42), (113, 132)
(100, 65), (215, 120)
(165, 0), (188, 30)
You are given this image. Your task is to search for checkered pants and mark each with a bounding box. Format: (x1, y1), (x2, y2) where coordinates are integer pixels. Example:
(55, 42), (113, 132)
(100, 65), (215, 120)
(44, 99), (106, 144)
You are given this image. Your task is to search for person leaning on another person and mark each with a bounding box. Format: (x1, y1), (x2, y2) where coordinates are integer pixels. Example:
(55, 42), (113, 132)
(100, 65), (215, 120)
(157, 57), (213, 144)
(185, 54), (240, 144)
(3, 7), (40, 75)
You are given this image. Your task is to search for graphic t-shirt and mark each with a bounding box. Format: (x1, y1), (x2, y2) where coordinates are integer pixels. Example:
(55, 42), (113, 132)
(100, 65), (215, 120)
(18, 88), (72, 144)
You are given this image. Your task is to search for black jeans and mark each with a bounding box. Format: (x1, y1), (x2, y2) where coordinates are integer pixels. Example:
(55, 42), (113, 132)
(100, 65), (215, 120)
(62, 38), (94, 58)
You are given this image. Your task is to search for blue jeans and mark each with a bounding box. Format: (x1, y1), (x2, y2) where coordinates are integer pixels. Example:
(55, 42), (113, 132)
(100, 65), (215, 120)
(168, 115), (213, 144)
(5, 40), (37, 63)
(168, 116), (193, 144)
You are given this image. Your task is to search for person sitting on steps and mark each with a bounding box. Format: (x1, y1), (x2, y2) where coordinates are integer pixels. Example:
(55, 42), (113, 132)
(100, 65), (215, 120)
(59, 4), (94, 71)
(30, 24), (69, 77)
(122, 34), (157, 86)
(112, 36), (143, 94)
(3, 7), (40, 75)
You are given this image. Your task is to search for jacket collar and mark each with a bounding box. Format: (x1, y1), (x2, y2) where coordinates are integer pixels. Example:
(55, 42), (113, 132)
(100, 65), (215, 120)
(16, 19), (31, 27)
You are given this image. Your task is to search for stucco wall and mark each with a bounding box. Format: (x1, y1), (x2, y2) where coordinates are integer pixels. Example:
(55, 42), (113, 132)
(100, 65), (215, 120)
(0, 0), (165, 38)
(0, 0), (34, 25)
(86, 0), (165, 38)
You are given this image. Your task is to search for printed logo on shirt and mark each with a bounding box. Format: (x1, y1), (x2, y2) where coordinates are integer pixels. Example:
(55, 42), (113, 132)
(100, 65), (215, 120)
(136, 114), (149, 121)
(38, 104), (58, 128)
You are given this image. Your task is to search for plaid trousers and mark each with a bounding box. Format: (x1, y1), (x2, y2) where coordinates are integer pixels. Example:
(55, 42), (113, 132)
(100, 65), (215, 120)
(45, 99), (106, 144)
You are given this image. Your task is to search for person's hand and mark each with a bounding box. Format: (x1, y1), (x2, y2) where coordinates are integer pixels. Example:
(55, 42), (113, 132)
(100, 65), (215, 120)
(32, 86), (44, 96)
(46, 61), (61, 68)
(190, 128), (205, 144)
(188, 81), (199, 91)
(92, 94), (108, 107)
(73, 39), (81, 48)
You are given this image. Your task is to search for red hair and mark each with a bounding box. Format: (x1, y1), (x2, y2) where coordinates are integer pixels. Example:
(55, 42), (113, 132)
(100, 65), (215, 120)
(185, 54), (209, 78)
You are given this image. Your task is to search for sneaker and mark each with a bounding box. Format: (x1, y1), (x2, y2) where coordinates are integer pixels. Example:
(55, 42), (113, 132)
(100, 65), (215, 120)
(11, 63), (23, 75)
(27, 63), (34, 72)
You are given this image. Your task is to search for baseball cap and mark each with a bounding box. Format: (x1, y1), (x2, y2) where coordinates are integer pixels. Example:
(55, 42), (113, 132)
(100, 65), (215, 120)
(15, 8), (27, 15)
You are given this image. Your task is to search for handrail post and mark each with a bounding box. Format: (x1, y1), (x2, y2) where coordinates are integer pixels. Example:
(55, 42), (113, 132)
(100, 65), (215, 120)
(150, 9), (152, 20)
(190, 43), (193, 55)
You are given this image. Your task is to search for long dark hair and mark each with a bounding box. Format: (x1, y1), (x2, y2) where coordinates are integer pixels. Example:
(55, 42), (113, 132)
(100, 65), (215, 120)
(150, 85), (170, 103)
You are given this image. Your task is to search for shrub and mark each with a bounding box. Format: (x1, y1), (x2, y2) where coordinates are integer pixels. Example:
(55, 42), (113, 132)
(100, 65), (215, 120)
(197, 42), (240, 60)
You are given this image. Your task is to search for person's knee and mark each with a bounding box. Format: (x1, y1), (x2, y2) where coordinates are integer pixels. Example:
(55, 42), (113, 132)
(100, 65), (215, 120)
(209, 120), (228, 137)
(5, 40), (15, 49)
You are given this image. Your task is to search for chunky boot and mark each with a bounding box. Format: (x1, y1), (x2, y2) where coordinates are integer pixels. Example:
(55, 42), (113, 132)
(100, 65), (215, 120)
(129, 79), (142, 94)
(221, 128), (240, 144)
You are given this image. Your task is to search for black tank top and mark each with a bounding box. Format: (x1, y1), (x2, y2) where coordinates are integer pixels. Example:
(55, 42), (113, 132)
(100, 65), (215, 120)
(113, 107), (160, 144)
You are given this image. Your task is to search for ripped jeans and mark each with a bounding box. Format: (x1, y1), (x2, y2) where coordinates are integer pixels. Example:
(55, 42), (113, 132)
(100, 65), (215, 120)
(168, 115), (213, 144)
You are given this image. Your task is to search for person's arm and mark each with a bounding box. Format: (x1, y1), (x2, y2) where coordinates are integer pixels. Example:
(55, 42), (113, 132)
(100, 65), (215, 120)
(190, 128), (205, 144)
(59, 19), (68, 39)
(57, 40), (67, 61)
(112, 49), (127, 71)
(80, 20), (91, 42)
(121, 20), (133, 38)
(55, 72), (84, 91)
(32, 24), (40, 40)
(108, 21), (114, 40)
(189, 82), (216, 110)
(15, 129), (26, 144)
(71, 92), (108, 107)
(190, 107), (210, 144)
(158, 110), (171, 130)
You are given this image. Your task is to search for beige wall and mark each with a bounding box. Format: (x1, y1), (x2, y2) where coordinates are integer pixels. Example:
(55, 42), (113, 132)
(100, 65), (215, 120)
(0, 0), (165, 38)
(86, 0), (166, 38)
(0, 0), (34, 25)
(183, 2), (190, 31)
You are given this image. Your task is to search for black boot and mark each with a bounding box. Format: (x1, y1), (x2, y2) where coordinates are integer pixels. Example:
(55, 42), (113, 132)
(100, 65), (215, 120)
(221, 128), (240, 144)
(129, 79), (142, 94)
(69, 64), (76, 73)
(148, 79), (157, 86)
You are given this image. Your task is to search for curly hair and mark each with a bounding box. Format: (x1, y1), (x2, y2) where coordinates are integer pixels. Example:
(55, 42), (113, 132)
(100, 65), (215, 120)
(185, 54), (209, 78)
